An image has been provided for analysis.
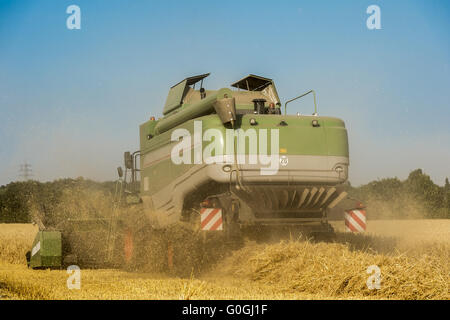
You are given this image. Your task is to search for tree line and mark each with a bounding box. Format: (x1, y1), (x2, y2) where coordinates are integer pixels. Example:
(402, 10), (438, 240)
(0, 178), (115, 223)
(345, 169), (449, 219)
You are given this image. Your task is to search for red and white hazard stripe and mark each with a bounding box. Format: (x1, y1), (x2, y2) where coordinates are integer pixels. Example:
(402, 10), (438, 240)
(345, 209), (366, 232)
(200, 208), (223, 231)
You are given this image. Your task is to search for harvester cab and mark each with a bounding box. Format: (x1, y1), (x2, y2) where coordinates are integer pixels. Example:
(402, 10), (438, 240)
(231, 74), (282, 115)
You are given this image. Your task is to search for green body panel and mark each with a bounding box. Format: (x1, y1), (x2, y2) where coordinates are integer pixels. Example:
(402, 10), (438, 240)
(163, 79), (189, 115)
(163, 73), (211, 115)
(141, 115), (347, 156)
(29, 231), (62, 269)
(139, 113), (349, 196)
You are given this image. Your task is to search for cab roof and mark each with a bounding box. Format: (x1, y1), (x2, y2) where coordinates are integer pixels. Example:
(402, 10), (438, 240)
(231, 74), (274, 91)
(170, 73), (210, 88)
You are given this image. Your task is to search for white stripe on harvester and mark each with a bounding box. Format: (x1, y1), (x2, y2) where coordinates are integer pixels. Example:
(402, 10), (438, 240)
(345, 212), (365, 232)
(200, 208), (214, 223)
(353, 210), (366, 223)
(31, 241), (40, 257)
(203, 211), (221, 230)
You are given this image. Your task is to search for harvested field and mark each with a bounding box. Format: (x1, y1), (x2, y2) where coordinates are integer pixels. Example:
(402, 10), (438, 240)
(0, 220), (449, 300)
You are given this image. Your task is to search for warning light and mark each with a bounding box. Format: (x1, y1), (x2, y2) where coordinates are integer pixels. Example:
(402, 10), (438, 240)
(200, 199), (213, 208)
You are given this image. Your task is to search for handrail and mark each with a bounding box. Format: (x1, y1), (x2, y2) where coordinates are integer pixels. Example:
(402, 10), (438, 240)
(284, 90), (317, 115)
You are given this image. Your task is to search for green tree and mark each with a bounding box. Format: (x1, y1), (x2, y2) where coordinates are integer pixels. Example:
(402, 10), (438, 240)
(444, 177), (450, 218)
(403, 169), (443, 217)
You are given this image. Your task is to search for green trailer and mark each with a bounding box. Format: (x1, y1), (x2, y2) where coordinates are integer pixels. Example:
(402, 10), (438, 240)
(26, 231), (62, 269)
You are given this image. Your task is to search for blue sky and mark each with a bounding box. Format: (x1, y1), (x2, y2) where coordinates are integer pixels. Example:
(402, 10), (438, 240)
(0, 0), (449, 186)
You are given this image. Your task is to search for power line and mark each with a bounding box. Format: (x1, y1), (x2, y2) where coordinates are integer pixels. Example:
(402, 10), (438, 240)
(19, 162), (33, 181)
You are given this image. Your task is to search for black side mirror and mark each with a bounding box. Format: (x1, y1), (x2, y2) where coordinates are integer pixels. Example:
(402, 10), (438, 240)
(117, 166), (123, 178)
(200, 87), (206, 99)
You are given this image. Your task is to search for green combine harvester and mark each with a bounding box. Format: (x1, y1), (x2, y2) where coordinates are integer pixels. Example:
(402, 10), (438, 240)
(27, 74), (353, 270)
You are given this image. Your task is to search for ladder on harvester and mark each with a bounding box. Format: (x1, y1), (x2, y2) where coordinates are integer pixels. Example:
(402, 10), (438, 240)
(105, 178), (124, 264)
